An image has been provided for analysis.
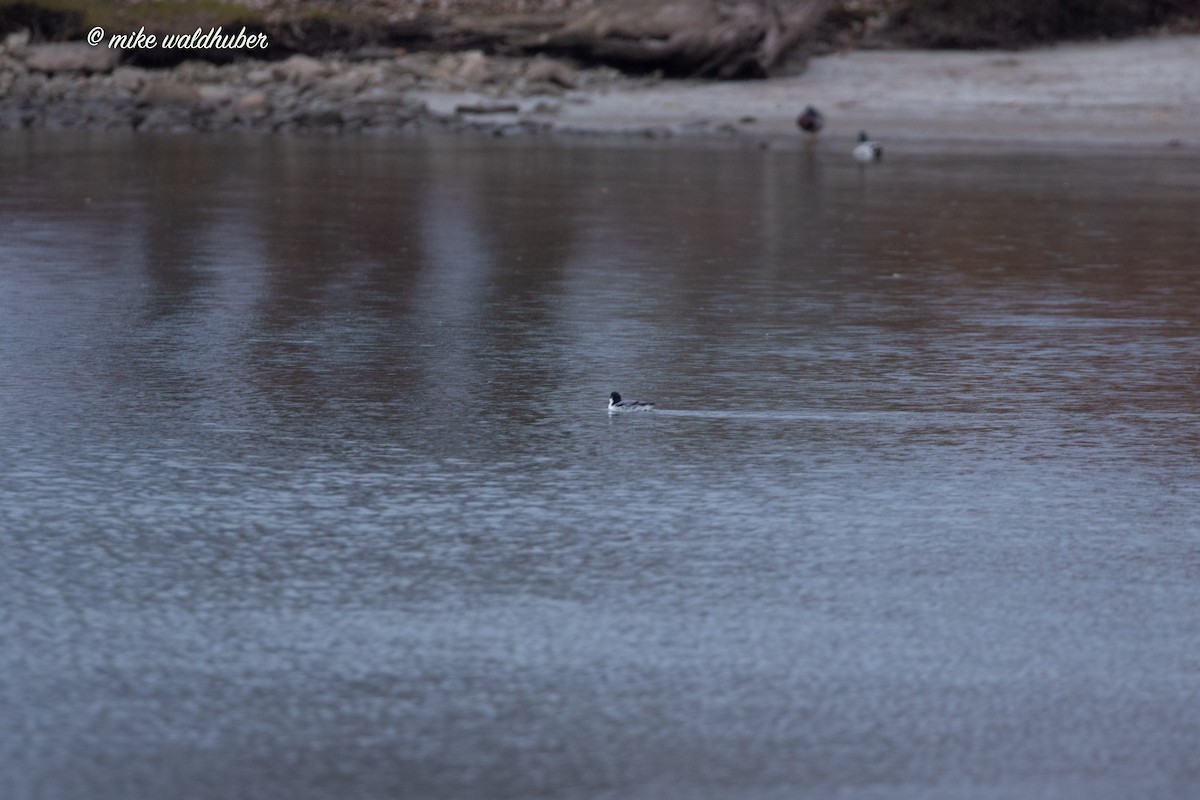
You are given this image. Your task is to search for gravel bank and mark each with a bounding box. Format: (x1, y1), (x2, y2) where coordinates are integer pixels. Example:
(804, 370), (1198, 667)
(0, 37), (655, 135)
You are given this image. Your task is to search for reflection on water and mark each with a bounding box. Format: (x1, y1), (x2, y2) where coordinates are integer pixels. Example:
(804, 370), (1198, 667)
(2, 133), (1199, 800)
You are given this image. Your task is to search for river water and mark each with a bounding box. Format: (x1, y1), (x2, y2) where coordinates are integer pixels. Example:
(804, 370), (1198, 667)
(2, 133), (1199, 799)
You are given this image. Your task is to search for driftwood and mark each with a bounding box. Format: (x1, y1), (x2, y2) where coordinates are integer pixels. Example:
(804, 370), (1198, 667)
(376, 0), (830, 79)
(535, 0), (830, 78)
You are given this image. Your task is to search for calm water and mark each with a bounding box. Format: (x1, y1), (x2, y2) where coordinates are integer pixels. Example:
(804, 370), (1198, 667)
(2, 133), (1199, 800)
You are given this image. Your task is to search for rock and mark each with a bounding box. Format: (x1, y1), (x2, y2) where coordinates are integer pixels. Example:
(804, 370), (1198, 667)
(456, 101), (520, 115)
(353, 92), (420, 128)
(456, 50), (490, 84)
(386, 73), (419, 92)
(246, 67), (273, 86)
(22, 42), (120, 74)
(236, 90), (270, 114)
(526, 58), (577, 89)
(428, 54), (456, 81)
(296, 108), (343, 128)
(390, 99), (427, 124)
(391, 56), (430, 80)
(354, 87), (407, 107)
(135, 106), (191, 132)
(3, 30), (30, 51)
(358, 65), (387, 87)
(273, 85), (299, 110)
(206, 108), (236, 131)
(198, 85), (235, 107)
(324, 67), (370, 95)
(273, 54), (324, 84)
(136, 80), (202, 106)
(111, 66), (148, 92)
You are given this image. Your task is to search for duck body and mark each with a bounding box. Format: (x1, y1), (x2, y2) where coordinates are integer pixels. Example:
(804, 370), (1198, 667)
(608, 392), (655, 412)
(853, 130), (882, 162)
(796, 105), (824, 135)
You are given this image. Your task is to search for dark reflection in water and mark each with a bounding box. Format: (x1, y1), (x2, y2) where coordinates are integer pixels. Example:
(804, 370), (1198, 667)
(2, 133), (1199, 800)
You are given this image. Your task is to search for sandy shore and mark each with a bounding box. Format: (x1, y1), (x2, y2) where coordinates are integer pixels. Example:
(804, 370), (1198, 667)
(561, 34), (1200, 149)
(421, 34), (1200, 149)
(5, 33), (1199, 149)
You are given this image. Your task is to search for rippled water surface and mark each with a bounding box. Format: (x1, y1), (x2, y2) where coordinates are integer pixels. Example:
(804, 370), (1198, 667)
(2, 133), (1199, 799)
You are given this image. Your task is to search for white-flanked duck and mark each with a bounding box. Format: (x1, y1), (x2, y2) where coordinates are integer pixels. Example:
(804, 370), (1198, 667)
(853, 131), (882, 162)
(608, 392), (655, 412)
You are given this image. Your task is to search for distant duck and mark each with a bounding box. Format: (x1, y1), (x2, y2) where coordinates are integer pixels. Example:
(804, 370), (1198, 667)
(853, 130), (882, 162)
(608, 391), (655, 412)
(796, 105), (824, 136)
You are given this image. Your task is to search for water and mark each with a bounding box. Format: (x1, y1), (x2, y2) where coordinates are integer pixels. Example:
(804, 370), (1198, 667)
(2, 133), (1199, 799)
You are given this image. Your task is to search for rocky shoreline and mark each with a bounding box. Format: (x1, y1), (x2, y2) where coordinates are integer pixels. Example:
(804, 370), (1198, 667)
(0, 35), (670, 135)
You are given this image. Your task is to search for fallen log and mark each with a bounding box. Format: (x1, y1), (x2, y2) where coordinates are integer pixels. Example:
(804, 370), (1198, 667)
(534, 0), (830, 78)
(390, 0), (830, 78)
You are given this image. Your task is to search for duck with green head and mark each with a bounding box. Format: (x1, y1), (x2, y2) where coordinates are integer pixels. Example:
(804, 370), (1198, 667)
(853, 131), (882, 162)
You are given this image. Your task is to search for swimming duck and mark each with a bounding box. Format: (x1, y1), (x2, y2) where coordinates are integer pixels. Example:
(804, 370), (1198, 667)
(608, 392), (655, 412)
(796, 106), (824, 136)
(853, 131), (882, 162)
